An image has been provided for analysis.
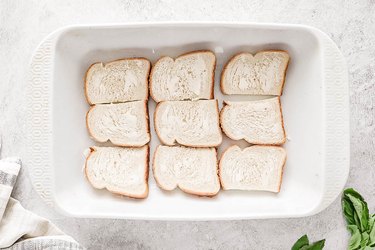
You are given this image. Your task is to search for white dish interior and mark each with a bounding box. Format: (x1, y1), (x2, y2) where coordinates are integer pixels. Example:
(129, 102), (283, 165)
(45, 24), (338, 219)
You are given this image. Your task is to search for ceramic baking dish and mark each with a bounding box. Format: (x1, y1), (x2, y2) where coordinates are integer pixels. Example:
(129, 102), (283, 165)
(26, 22), (349, 220)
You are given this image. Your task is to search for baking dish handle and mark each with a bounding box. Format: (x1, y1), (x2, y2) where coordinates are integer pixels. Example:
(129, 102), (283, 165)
(313, 29), (350, 214)
(26, 33), (59, 208)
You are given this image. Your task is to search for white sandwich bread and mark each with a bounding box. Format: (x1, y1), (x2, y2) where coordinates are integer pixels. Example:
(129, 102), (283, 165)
(150, 50), (216, 102)
(85, 146), (149, 198)
(220, 97), (286, 145)
(153, 145), (220, 196)
(86, 100), (150, 147)
(85, 58), (151, 105)
(219, 145), (287, 192)
(154, 100), (222, 147)
(221, 51), (289, 96)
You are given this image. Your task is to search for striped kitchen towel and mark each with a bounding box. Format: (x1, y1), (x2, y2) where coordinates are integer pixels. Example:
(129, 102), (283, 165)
(0, 158), (84, 249)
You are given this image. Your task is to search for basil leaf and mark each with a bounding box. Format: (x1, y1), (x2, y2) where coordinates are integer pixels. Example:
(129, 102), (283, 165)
(360, 232), (369, 248)
(363, 246), (373, 250)
(343, 195), (359, 226)
(348, 194), (369, 232)
(343, 188), (370, 232)
(292, 235), (309, 250)
(292, 236), (325, 250)
(301, 240), (325, 250)
(368, 214), (375, 246)
(348, 225), (361, 250)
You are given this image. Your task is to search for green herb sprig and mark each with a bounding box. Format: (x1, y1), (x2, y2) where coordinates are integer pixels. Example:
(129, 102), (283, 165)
(342, 188), (375, 250)
(291, 188), (375, 250)
(291, 235), (325, 250)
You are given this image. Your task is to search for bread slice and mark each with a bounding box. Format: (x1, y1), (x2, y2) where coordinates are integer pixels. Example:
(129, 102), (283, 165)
(219, 145), (286, 192)
(85, 58), (150, 105)
(154, 100), (222, 147)
(150, 50), (216, 102)
(221, 51), (289, 96)
(85, 146), (149, 198)
(153, 145), (220, 196)
(220, 97), (285, 145)
(86, 100), (150, 147)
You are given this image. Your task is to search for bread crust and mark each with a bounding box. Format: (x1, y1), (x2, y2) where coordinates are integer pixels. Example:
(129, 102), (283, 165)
(154, 100), (222, 147)
(149, 50), (216, 102)
(85, 105), (95, 139)
(86, 101), (150, 147)
(84, 57), (151, 105)
(218, 144), (234, 190)
(176, 147), (219, 197)
(219, 101), (228, 143)
(153, 102), (169, 145)
(220, 50), (289, 96)
(277, 149), (287, 192)
(149, 56), (166, 103)
(219, 98), (286, 145)
(84, 63), (97, 105)
(145, 99), (151, 144)
(84, 145), (149, 199)
(278, 97), (287, 144)
(178, 50), (216, 100)
(152, 145), (220, 197)
(279, 53), (290, 96)
(218, 145), (286, 192)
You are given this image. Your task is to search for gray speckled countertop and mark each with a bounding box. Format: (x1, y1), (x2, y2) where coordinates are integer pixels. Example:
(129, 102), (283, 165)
(1, 1), (374, 249)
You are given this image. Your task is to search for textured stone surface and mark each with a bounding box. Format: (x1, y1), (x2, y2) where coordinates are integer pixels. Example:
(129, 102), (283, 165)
(0, 0), (374, 249)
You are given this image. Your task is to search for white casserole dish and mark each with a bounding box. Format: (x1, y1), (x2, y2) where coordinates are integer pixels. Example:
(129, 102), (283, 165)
(26, 22), (349, 220)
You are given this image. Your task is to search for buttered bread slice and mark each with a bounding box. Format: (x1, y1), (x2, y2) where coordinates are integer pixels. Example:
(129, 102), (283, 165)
(221, 51), (289, 96)
(86, 101), (150, 147)
(220, 97), (285, 145)
(154, 100), (222, 147)
(150, 51), (216, 102)
(85, 146), (149, 199)
(153, 145), (220, 196)
(85, 58), (150, 105)
(219, 145), (286, 193)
